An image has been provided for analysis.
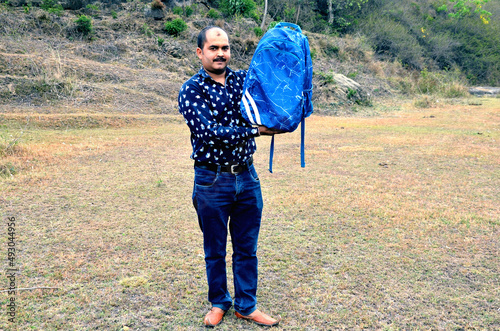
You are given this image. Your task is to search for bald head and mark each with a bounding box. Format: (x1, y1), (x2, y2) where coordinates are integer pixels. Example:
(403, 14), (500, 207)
(198, 26), (228, 49)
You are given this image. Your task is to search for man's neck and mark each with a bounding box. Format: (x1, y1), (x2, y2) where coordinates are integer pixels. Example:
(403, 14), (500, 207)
(204, 68), (227, 86)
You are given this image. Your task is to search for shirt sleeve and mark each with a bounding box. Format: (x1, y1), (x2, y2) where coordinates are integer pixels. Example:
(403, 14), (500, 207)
(178, 82), (259, 146)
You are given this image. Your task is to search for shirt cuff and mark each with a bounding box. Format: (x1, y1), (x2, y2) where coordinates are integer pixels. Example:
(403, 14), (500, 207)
(251, 127), (260, 137)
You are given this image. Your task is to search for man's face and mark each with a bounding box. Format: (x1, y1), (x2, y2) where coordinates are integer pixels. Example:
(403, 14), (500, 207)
(197, 28), (231, 76)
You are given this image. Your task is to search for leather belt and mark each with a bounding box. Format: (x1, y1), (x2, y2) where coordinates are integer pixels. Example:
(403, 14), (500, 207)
(195, 157), (253, 175)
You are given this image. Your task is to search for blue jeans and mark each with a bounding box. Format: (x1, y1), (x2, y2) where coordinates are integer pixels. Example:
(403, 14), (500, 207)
(193, 162), (263, 316)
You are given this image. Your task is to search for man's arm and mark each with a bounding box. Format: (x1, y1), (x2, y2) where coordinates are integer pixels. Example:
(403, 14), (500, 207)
(258, 126), (286, 136)
(179, 83), (259, 146)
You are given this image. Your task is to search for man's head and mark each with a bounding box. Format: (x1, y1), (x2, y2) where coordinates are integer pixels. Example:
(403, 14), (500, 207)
(197, 26), (231, 76)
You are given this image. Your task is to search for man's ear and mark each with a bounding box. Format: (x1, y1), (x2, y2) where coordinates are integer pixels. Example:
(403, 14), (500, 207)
(196, 47), (203, 59)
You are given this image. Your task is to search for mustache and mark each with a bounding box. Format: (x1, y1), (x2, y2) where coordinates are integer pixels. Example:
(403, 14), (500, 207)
(214, 57), (226, 62)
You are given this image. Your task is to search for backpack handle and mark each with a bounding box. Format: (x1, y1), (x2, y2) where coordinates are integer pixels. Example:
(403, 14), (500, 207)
(274, 22), (302, 33)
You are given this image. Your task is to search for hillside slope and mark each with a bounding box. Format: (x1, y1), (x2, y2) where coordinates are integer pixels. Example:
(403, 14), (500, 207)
(0, 3), (461, 117)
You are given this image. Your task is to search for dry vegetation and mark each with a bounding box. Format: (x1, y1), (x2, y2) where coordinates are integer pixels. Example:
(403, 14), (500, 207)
(1, 1), (499, 329)
(1, 98), (499, 329)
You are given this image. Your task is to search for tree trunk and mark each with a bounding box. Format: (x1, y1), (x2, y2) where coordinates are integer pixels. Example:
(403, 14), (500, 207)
(260, 0), (268, 30)
(295, 3), (301, 24)
(328, 0), (333, 25)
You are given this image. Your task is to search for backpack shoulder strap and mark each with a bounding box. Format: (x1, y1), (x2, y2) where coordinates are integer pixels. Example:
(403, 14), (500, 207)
(268, 135), (275, 173)
(301, 118), (306, 168)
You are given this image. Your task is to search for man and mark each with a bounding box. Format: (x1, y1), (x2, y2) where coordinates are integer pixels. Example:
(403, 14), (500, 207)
(178, 26), (282, 327)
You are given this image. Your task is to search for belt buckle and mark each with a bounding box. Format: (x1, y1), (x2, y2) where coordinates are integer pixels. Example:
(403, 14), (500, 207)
(230, 164), (240, 174)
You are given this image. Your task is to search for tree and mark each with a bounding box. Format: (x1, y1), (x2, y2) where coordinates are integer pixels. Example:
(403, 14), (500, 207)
(326, 0), (370, 31)
(261, 0), (268, 29)
(438, 0), (492, 24)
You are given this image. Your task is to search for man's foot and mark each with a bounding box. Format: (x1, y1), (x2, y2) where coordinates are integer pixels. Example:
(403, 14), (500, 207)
(235, 309), (281, 327)
(204, 307), (227, 327)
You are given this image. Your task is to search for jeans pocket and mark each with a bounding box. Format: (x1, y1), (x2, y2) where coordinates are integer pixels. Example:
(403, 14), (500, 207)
(248, 165), (260, 182)
(194, 166), (218, 188)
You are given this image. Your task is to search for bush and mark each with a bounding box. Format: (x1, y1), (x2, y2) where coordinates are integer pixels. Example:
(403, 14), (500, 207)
(143, 23), (153, 37)
(151, 0), (165, 10)
(185, 6), (193, 17)
(253, 27), (263, 37)
(75, 15), (93, 35)
(324, 44), (339, 57)
(172, 6), (183, 15)
(219, 0), (257, 18)
(164, 18), (187, 36)
(40, 0), (63, 15)
(206, 9), (221, 19)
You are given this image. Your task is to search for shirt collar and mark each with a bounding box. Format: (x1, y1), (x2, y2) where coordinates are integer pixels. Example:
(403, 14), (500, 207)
(198, 66), (234, 84)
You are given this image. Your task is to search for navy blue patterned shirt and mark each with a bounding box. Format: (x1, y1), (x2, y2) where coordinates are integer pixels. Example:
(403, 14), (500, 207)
(178, 67), (259, 165)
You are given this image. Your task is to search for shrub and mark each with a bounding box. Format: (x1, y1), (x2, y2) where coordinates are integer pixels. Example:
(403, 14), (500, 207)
(164, 18), (187, 36)
(268, 21), (279, 29)
(75, 15), (93, 35)
(0, 162), (17, 178)
(185, 5), (193, 17)
(23, 3), (31, 13)
(414, 95), (434, 108)
(206, 8), (221, 19)
(41, 0), (63, 15)
(172, 6), (183, 15)
(219, 0), (257, 18)
(86, 3), (99, 11)
(151, 0), (165, 10)
(157, 37), (164, 46)
(316, 71), (335, 84)
(143, 23), (153, 37)
(253, 27), (263, 37)
(324, 44), (339, 57)
(417, 68), (439, 94)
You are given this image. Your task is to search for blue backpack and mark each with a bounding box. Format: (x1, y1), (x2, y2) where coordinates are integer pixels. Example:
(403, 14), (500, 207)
(240, 22), (313, 172)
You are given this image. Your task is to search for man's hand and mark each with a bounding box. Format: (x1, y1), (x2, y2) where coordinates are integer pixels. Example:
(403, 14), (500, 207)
(258, 126), (286, 136)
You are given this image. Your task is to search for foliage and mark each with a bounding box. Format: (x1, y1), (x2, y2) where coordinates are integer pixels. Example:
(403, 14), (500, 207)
(40, 0), (63, 15)
(86, 3), (100, 17)
(164, 18), (187, 36)
(253, 26), (263, 36)
(172, 6), (182, 15)
(357, 0), (500, 85)
(75, 15), (93, 35)
(206, 8), (221, 19)
(268, 21), (278, 29)
(391, 67), (469, 97)
(185, 5), (194, 17)
(439, 0), (491, 23)
(316, 71), (335, 84)
(86, 3), (99, 11)
(219, 0), (257, 18)
(143, 23), (153, 37)
(23, 2), (31, 13)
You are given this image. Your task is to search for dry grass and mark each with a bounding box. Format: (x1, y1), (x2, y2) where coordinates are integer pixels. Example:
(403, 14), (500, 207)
(1, 98), (498, 329)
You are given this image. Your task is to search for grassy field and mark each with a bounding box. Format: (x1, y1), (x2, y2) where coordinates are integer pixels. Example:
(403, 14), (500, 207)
(1, 98), (499, 330)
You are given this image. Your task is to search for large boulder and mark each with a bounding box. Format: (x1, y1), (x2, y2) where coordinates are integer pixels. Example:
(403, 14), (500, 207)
(332, 73), (370, 104)
(469, 87), (500, 96)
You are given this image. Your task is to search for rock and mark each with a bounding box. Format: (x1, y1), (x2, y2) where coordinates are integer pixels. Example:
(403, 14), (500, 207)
(332, 73), (370, 104)
(469, 87), (500, 96)
(147, 8), (165, 20)
(162, 41), (186, 58)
